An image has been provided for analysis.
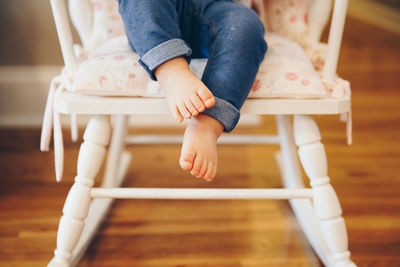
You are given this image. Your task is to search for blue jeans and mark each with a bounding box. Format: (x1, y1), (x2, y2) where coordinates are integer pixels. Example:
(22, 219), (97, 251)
(118, 0), (267, 132)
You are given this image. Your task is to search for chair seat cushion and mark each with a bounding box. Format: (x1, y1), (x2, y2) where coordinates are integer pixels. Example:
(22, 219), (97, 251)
(72, 33), (328, 99)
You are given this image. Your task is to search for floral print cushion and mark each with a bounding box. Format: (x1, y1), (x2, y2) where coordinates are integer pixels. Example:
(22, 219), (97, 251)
(86, 0), (125, 51)
(264, 0), (311, 43)
(87, 0), (263, 51)
(88, 0), (309, 50)
(251, 33), (326, 98)
(87, 0), (327, 70)
(71, 34), (327, 99)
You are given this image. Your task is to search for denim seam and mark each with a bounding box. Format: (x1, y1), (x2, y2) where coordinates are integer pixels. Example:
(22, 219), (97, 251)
(194, 0), (201, 18)
(197, 10), (216, 37)
(198, 17), (216, 79)
(173, 6), (179, 28)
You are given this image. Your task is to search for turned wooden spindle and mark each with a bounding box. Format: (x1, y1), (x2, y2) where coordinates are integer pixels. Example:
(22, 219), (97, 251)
(49, 115), (111, 267)
(293, 115), (355, 267)
(102, 115), (129, 188)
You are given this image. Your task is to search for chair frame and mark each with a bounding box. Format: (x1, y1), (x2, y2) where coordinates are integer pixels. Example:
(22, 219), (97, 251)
(46, 0), (356, 266)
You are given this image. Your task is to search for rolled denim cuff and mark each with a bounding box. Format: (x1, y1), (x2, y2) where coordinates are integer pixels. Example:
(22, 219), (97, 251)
(138, 38), (192, 81)
(202, 97), (241, 133)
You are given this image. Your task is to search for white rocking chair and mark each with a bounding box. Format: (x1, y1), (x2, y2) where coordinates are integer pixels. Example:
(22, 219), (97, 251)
(42, 0), (356, 266)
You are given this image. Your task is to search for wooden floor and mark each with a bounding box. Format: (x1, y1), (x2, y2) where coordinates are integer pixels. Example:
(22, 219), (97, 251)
(1, 17), (400, 267)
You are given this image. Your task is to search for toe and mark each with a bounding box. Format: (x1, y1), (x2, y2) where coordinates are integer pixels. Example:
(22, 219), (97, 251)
(190, 94), (205, 112)
(185, 99), (199, 116)
(197, 87), (215, 108)
(179, 103), (191, 119)
(173, 106), (184, 122)
(198, 160), (208, 178)
(211, 162), (217, 179)
(179, 151), (195, 171)
(204, 161), (215, 182)
(191, 156), (202, 177)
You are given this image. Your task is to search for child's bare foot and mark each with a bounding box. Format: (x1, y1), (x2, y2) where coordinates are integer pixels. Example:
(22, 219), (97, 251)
(179, 114), (223, 182)
(155, 57), (215, 122)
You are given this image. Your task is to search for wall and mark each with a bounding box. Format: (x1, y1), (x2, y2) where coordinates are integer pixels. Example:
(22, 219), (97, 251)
(0, 0), (78, 66)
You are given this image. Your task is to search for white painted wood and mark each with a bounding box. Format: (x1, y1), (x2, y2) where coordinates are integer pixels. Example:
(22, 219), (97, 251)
(309, 0), (332, 42)
(0, 65), (262, 128)
(293, 115), (356, 267)
(275, 115), (331, 266)
(82, 116), (111, 145)
(76, 142), (105, 178)
(90, 188), (314, 200)
(125, 134), (280, 145)
(69, 0), (92, 48)
(298, 143), (328, 179)
(0, 63), (262, 127)
(69, 198), (113, 267)
(275, 115), (304, 188)
(53, 95), (64, 182)
(275, 151), (331, 267)
(54, 92), (351, 115)
(70, 152), (130, 266)
(313, 183), (343, 220)
(293, 115), (322, 146)
(102, 115), (129, 188)
(49, 0), (78, 74)
(323, 0), (349, 83)
(115, 151), (132, 187)
(70, 114), (78, 142)
(129, 114), (263, 128)
(48, 116), (111, 267)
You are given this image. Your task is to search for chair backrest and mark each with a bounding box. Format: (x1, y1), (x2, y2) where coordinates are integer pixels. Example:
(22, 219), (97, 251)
(69, 0), (332, 52)
(262, 0), (332, 44)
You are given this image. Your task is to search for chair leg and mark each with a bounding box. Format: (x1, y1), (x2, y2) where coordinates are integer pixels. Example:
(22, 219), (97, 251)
(102, 115), (130, 188)
(48, 116), (111, 267)
(293, 115), (356, 267)
(275, 115), (331, 266)
(69, 115), (131, 266)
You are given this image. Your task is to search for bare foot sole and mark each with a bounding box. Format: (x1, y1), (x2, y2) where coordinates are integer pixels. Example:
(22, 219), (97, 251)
(155, 57), (215, 122)
(179, 114), (224, 182)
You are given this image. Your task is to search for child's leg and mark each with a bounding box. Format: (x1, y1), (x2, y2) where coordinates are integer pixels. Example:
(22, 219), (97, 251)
(199, 1), (268, 133)
(118, 0), (215, 122)
(179, 1), (267, 180)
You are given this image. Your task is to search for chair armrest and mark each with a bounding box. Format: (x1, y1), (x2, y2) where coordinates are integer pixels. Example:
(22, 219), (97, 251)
(50, 0), (78, 74)
(322, 0), (349, 82)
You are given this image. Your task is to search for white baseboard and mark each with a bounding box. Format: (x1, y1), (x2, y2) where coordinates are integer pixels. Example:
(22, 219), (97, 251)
(0, 65), (262, 128)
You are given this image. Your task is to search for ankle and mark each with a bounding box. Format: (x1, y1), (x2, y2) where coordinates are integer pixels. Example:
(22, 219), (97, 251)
(190, 114), (224, 137)
(154, 57), (190, 82)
